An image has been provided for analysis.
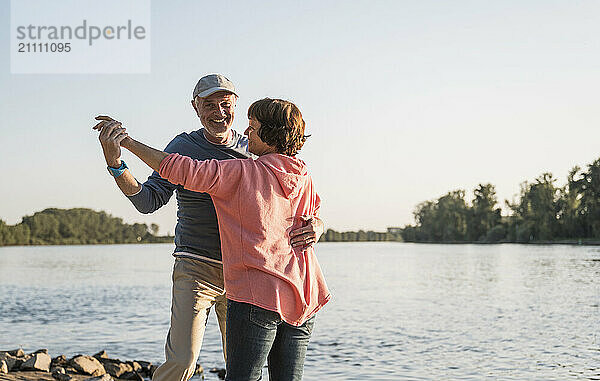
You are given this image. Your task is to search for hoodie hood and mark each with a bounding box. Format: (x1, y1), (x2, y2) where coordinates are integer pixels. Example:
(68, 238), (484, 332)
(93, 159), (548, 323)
(258, 154), (309, 198)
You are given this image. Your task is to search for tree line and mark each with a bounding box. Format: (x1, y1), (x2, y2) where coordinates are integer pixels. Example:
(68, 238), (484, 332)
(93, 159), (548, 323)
(0, 208), (172, 246)
(401, 157), (600, 243)
(319, 229), (402, 242)
(1, 208), (403, 246)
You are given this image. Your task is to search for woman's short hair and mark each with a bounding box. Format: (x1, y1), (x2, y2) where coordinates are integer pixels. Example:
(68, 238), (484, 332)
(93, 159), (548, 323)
(247, 98), (309, 156)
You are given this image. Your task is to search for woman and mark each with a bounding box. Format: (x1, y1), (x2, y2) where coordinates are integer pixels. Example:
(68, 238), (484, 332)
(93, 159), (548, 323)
(94, 98), (330, 381)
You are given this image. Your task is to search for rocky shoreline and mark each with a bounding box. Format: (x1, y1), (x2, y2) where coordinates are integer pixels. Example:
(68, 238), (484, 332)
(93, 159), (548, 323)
(0, 349), (226, 381)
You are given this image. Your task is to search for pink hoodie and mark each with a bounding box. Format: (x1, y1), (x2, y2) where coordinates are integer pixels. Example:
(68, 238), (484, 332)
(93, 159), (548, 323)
(159, 153), (331, 326)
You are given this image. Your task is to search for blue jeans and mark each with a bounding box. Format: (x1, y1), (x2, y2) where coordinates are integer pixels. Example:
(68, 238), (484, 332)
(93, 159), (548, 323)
(225, 299), (315, 381)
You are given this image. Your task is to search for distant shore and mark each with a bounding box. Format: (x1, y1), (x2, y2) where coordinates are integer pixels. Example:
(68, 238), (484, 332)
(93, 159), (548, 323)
(0, 239), (174, 248)
(402, 240), (600, 245)
(2, 239), (600, 248)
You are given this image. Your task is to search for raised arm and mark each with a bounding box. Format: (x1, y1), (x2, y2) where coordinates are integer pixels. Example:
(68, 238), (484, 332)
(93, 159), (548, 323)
(121, 137), (168, 173)
(93, 115), (142, 196)
(94, 115), (179, 214)
(94, 115), (167, 173)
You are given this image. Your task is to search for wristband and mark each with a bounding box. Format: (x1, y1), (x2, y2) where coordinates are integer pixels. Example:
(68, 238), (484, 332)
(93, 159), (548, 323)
(107, 160), (128, 177)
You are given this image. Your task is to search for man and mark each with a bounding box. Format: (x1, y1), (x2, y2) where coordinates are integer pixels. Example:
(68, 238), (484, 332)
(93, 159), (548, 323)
(95, 74), (322, 381)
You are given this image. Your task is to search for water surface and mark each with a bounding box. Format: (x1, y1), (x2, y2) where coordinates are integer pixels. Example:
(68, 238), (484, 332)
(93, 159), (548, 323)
(1, 243), (599, 380)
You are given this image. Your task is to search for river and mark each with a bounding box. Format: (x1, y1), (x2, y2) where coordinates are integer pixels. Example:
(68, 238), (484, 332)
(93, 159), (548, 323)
(1, 243), (598, 380)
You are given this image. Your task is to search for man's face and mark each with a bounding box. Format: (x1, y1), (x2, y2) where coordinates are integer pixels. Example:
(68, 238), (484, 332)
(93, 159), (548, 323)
(193, 91), (236, 137)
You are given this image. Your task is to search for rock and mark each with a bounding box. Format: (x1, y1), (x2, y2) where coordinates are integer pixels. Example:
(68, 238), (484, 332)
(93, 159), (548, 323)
(70, 355), (106, 376)
(135, 360), (152, 376)
(97, 357), (121, 366)
(128, 361), (141, 372)
(149, 364), (158, 377)
(135, 360), (151, 369)
(21, 352), (52, 372)
(195, 363), (204, 375)
(0, 360), (8, 374)
(104, 361), (132, 378)
(0, 353), (17, 371)
(84, 374), (113, 381)
(14, 354), (32, 370)
(210, 367), (226, 380)
(52, 355), (69, 368)
(93, 351), (108, 360)
(52, 367), (73, 381)
(121, 371), (144, 381)
(33, 349), (49, 355)
(8, 349), (25, 357)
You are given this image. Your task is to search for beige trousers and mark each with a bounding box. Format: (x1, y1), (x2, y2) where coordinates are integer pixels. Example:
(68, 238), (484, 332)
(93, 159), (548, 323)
(152, 257), (227, 381)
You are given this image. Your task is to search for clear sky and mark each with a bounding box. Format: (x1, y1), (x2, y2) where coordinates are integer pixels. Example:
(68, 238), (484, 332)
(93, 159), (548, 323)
(1, 1), (599, 234)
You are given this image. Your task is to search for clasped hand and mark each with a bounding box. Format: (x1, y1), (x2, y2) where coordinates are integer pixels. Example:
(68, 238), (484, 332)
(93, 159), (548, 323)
(93, 115), (130, 168)
(290, 216), (324, 249)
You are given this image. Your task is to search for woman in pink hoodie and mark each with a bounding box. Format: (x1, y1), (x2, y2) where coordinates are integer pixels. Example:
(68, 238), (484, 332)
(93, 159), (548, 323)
(95, 98), (330, 381)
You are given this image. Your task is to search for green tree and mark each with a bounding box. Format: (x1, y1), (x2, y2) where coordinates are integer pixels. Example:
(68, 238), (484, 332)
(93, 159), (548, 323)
(572, 158), (600, 237)
(10, 223), (31, 245)
(556, 166), (585, 238)
(468, 183), (502, 241)
(412, 200), (437, 241)
(0, 221), (31, 246)
(0, 220), (11, 245)
(0, 208), (166, 246)
(408, 190), (469, 242)
(401, 225), (417, 242)
(508, 173), (560, 241)
(22, 212), (61, 244)
(435, 190), (469, 241)
(485, 224), (506, 242)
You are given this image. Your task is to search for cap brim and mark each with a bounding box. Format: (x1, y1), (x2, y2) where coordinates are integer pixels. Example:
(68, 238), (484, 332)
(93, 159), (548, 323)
(195, 87), (238, 99)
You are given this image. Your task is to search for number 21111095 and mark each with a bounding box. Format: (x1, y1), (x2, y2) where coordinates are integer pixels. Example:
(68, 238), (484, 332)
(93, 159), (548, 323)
(18, 42), (71, 53)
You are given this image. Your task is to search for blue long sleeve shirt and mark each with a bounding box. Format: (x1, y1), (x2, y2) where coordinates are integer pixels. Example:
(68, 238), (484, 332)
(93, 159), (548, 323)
(127, 128), (250, 263)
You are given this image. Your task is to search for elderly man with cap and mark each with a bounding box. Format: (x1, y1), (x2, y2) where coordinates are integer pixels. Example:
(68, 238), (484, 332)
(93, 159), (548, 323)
(95, 74), (322, 381)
